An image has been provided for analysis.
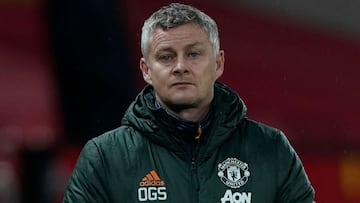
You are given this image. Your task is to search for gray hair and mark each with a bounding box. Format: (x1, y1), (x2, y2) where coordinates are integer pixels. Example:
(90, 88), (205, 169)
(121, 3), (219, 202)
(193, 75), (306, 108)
(141, 3), (220, 57)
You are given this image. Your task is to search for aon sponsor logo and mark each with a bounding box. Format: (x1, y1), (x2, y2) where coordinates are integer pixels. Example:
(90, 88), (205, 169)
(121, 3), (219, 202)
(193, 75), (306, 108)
(221, 189), (252, 203)
(138, 187), (167, 201)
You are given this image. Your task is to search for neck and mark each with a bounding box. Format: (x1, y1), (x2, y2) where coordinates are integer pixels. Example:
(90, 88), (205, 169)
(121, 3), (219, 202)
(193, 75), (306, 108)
(176, 106), (210, 122)
(155, 98), (211, 122)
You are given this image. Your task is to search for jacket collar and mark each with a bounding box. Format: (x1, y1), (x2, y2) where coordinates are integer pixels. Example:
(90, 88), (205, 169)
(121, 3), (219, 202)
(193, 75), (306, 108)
(121, 82), (247, 159)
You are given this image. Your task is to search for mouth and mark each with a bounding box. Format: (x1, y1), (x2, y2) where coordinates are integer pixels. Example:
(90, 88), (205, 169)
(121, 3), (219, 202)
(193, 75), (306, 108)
(171, 82), (194, 87)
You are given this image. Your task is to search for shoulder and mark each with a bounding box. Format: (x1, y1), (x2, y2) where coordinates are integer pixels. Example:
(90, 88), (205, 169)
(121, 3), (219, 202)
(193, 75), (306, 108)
(64, 126), (147, 202)
(79, 126), (149, 165)
(242, 121), (316, 201)
(90, 126), (147, 151)
(242, 118), (287, 143)
(242, 119), (303, 168)
(239, 118), (297, 160)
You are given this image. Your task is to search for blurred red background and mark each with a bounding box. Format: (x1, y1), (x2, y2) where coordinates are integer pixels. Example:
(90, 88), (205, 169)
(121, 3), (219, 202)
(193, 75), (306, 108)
(1, 0), (359, 202)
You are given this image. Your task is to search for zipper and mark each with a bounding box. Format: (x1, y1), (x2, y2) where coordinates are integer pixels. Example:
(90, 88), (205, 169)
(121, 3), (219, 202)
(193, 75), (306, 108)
(194, 124), (202, 140)
(191, 157), (200, 189)
(191, 124), (202, 202)
(191, 156), (200, 203)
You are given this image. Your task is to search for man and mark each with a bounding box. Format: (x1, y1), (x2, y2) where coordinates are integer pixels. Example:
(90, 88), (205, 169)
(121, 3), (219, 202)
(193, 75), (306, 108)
(63, 3), (315, 203)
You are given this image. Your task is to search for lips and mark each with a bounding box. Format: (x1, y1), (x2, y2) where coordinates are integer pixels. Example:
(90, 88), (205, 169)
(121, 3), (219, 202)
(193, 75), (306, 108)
(171, 82), (194, 87)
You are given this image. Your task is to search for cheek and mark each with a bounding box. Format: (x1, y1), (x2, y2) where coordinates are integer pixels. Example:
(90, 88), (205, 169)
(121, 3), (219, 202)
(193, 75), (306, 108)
(150, 68), (168, 85)
(201, 66), (218, 81)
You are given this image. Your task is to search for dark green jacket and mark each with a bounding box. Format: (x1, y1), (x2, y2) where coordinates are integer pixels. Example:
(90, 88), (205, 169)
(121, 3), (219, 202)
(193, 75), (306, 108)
(63, 82), (315, 203)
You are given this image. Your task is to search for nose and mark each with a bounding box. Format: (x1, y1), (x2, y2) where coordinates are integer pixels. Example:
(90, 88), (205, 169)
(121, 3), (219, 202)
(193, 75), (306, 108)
(173, 57), (189, 75)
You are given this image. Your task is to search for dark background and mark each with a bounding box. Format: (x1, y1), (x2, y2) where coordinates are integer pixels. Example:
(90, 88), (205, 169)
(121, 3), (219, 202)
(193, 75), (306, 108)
(0, 0), (359, 202)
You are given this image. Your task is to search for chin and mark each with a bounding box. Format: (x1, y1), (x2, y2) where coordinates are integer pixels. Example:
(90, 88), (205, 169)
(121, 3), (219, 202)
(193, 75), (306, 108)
(166, 96), (198, 109)
(175, 94), (197, 103)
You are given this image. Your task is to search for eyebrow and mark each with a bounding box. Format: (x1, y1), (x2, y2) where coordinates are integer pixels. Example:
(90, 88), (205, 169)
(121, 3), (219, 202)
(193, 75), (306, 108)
(156, 41), (205, 52)
(186, 41), (205, 49)
(156, 47), (175, 53)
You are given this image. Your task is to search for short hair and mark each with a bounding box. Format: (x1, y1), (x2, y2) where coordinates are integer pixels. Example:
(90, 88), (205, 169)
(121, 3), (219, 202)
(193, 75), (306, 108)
(141, 3), (220, 57)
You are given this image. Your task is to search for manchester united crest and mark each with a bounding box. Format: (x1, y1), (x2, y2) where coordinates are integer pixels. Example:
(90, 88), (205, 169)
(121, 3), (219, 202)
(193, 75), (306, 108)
(217, 158), (250, 188)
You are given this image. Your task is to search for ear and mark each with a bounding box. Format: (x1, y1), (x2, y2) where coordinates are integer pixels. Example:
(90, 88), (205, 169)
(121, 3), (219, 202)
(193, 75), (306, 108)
(215, 50), (225, 80)
(140, 58), (152, 85)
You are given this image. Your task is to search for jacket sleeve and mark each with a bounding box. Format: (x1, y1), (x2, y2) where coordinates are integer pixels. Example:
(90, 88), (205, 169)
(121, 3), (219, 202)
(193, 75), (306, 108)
(276, 131), (315, 203)
(63, 140), (109, 203)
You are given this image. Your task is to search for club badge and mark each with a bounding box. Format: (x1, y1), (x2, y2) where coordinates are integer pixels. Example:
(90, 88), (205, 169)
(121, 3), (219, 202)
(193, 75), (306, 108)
(217, 158), (250, 188)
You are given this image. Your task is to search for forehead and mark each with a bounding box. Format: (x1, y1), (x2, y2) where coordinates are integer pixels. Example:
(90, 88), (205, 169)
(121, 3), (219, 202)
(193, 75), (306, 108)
(149, 23), (210, 51)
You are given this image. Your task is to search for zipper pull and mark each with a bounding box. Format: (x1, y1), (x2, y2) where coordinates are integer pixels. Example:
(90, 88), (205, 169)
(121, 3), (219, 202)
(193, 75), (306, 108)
(195, 124), (202, 140)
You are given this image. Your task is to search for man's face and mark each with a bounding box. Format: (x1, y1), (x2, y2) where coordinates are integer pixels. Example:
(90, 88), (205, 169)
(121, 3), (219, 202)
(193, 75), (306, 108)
(140, 23), (224, 111)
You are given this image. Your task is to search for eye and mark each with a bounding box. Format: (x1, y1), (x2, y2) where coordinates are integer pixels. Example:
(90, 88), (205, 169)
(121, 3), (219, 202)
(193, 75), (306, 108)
(188, 51), (201, 58)
(159, 54), (173, 62)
